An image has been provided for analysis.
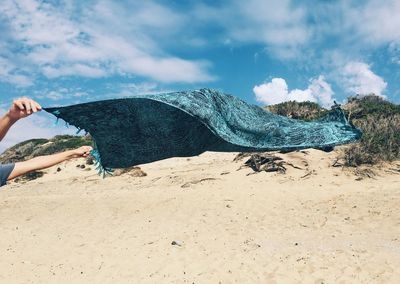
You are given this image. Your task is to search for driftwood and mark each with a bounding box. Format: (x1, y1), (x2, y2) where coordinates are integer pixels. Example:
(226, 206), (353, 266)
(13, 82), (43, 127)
(285, 162), (303, 170)
(331, 158), (344, 167)
(235, 152), (305, 174)
(242, 153), (286, 174)
(300, 171), (313, 179)
(233, 152), (253, 162)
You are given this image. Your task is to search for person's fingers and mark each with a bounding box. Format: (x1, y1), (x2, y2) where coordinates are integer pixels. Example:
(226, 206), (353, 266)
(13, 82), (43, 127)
(14, 100), (25, 111)
(30, 100), (38, 112)
(77, 146), (91, 156)
(22, 99), (31, 113)
(34, 101), (42, 111)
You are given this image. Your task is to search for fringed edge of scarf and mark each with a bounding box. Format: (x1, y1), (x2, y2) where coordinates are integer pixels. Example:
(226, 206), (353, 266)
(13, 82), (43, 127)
(49, 109), (113, 178)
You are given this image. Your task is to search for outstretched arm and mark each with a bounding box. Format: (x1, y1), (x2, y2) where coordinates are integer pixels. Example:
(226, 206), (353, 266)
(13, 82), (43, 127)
(0, 114), (17, 142)
(0, 97), (42, 142)
(7, 146), (93, 180)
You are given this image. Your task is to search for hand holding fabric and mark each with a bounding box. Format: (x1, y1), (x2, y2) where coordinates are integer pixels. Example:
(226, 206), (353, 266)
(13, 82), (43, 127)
(70, 146), (93, 158)
(7, 97), (42, 121)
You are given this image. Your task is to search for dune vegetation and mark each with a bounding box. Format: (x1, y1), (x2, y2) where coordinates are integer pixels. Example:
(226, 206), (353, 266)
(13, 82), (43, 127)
(266, 94), (400, 166)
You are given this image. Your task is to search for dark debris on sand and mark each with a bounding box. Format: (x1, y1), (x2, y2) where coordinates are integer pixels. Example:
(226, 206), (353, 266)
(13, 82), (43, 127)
(14, 171), (45, 183)
(235, 152), (303, 174)
(235, 153), (286, 174)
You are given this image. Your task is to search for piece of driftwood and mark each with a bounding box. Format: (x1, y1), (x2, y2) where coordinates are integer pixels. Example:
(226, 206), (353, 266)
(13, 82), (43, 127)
(300, 171), (313, 179)
(331, 158), (344, 167)
(236, 152), (304, 174)
(285, 162), (303, 170)
(241, 153), (286, 174)
(233, 152), (253, 162)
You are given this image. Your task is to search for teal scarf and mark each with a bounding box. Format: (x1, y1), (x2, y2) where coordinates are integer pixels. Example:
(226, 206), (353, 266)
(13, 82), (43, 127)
(45, 89), (361, 174)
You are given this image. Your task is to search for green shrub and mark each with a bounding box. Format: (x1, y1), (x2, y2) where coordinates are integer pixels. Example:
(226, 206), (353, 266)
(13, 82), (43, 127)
(33, 136), (92, 157)
(341, 94), (400, 166)
(347, 94), (400, 119)
(265, 101), (328, 121)
(265, 95), (400, 166)
(343, 110), (400, 166)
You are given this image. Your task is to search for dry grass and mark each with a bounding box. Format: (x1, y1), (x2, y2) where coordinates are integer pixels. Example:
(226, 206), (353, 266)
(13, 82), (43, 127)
(343, 114), (400, 166)
(266, 95), (400, 166)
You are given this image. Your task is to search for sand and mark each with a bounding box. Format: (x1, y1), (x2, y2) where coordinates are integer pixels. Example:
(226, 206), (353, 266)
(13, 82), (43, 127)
(0, 149), (399, 283)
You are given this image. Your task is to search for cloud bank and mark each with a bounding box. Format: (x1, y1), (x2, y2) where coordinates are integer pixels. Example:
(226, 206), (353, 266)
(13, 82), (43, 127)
(0, 0), (214, 86)
(253, 76), (334, 107)
(341, 62), (387, 97)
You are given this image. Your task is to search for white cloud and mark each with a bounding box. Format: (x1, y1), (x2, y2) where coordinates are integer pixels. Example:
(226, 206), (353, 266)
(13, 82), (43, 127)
(348, 0), (400, 44)
(303, 0), (400, 74)
(42, 64), (107, 79)
(308, 75), (335, 107)
(294, 1), (400, 52)
(190, 0), (400, 62)
(98, 82), (172, 101)
(35, 88), (90, 101)
(0, 56), (33, 87)
(194, 0), (309, 59)
(35, 91), (64, 101)
(0, 0), (214, 85)
(254, 78), (289, 105)
(253, 75), (334, 107)
(341, 61), (387, 97)
(0, 0), (397, 103)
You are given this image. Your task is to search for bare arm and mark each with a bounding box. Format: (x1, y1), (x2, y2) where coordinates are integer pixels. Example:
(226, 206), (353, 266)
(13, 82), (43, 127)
(0, 97), (42, 142)
(8, 146), (93, 180)
(0, 114), (18, 142)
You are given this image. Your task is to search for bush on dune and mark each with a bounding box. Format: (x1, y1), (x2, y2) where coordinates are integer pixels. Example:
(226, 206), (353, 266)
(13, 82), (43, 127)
(265, 94), (400, 166)
(36, 135), (92, 157)
(342, 95), (400, 166)
(265, 101), (328, 121)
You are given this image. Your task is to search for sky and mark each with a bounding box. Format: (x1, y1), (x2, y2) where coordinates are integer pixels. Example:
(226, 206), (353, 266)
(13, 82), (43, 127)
(0, 0), (399, 151)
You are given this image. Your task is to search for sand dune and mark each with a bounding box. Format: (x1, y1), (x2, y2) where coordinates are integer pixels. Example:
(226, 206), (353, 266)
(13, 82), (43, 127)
(0, 149), (399, 283)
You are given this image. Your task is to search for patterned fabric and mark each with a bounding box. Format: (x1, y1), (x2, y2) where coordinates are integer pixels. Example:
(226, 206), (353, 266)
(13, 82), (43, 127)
(44, 89), (361, 172)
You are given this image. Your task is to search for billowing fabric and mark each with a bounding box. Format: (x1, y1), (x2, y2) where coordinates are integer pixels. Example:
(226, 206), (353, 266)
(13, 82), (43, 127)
(44, 89), (361, 171)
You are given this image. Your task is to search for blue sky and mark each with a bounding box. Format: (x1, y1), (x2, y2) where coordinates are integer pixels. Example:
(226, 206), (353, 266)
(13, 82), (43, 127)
(0, 0), (399, 151)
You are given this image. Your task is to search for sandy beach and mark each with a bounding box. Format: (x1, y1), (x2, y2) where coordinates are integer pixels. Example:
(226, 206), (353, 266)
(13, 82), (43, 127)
(0, 149), (399, 283)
